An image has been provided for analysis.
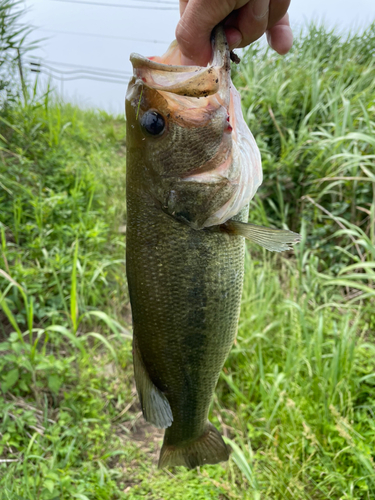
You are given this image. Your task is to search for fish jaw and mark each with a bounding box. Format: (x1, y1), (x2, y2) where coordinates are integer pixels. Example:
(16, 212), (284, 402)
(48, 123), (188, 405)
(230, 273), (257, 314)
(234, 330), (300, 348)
(126, 26), (262, 229)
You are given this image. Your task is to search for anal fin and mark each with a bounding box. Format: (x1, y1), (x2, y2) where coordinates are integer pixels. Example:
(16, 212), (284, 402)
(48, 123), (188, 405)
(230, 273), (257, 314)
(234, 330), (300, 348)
(158, 422), (230, 469)
(133, 337), (173, 429)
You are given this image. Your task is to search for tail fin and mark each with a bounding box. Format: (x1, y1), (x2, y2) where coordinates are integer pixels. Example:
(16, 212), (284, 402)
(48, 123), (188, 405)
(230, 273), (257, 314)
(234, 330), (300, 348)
(158, 422), (230, 469)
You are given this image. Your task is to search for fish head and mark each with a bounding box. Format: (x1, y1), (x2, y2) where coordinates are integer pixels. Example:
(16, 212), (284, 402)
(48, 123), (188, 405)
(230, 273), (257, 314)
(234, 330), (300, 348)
(126, 27), (262, 228)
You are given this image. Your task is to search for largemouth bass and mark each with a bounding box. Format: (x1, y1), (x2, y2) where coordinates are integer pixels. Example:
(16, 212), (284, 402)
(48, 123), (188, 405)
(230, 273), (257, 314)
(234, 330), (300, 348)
(125, 26), (299, 469)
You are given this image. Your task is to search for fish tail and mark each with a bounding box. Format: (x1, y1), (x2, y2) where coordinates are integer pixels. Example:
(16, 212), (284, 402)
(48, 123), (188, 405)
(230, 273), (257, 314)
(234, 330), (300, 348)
(158, 422), (230, 469)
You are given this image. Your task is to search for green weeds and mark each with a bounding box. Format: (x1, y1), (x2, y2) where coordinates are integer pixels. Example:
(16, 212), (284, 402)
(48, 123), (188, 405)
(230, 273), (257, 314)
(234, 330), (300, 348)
(0, 91), (128, 326)
(0, 21), (375, 500)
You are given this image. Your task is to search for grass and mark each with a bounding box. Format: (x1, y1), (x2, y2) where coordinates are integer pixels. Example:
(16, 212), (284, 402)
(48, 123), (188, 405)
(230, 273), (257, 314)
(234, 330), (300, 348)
(1, 21), (375, 500)
(233, 23), (375, 267)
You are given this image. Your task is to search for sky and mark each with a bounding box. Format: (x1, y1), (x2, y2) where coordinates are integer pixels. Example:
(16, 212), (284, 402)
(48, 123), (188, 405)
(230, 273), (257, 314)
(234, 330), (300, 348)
(22, 0), (375, 114)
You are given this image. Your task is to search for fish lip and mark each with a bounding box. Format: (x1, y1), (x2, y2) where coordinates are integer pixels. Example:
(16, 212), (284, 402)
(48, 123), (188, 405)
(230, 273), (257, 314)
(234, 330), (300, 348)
(129, 25), (229, 73)
(130, 52), (199, 73)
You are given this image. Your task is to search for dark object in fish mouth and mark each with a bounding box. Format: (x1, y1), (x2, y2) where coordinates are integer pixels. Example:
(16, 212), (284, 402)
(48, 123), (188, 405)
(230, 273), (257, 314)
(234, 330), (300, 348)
(230, 50), (241, 64)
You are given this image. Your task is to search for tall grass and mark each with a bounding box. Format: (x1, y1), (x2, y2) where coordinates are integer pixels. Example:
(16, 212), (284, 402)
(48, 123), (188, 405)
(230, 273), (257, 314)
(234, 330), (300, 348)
(0, 20), (374, 500)
(1, 93), (133, 499)
(0, 92), (128, 327)
(214, 251), (375, 498)
(233, 22), (375, 319)
(0, 0), (34, 104)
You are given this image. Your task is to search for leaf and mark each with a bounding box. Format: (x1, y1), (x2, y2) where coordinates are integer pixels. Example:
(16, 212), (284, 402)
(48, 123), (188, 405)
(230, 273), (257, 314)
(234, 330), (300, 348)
(19, 379), (29, 392)
(70, 241), (79, 333)
(2, 368), (19, 392)
(224, 438), (258, 490)
(48, 374), (63, 394)
(84, 310), (132, 338)
(43, 479), (55, 494)
(46, 325), (86, 355)
(0, 295), (23, 340)
(322, 279), (375, 297)
(84, 332), (118, 361)
(0, 342), (10, 351)
(35, 361), (52, 370)
(100, 450), (128, 460)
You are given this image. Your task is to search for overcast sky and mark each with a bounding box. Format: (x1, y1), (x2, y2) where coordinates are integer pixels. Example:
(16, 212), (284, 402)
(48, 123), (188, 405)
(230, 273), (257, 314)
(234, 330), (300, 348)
(22, 0), (375, 113)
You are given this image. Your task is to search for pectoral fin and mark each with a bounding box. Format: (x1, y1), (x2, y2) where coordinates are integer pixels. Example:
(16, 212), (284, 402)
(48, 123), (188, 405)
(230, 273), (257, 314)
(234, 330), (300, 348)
(225, 220), (301, 252)
(133, 337), (173, 429)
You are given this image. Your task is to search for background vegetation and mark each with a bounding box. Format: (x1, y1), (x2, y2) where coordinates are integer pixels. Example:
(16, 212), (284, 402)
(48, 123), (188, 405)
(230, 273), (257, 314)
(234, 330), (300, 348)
(0, 2), (374, 497)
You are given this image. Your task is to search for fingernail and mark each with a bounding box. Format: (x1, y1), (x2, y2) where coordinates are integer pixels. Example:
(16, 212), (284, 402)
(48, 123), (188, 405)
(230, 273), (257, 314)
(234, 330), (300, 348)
(252, 0), (269, 20)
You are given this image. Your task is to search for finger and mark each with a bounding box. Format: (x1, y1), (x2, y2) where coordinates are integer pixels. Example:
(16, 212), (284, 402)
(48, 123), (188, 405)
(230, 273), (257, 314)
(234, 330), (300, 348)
(225, 0), (291, 50)
(224, 10), (242, 48)
(267, 0), (291, 28)
(225, 0), (271, 49)
(266, 13), (293, 54)
(225, 26), (244, 50)
(176, 0), (247, 66)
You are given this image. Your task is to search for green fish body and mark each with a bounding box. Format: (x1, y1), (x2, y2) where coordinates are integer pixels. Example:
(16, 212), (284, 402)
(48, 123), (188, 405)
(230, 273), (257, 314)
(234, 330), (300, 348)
(126, 27), (299, 468)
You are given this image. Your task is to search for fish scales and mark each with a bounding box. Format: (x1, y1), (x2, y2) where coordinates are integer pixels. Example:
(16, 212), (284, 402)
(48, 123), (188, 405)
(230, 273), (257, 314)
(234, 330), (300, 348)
(126, 185), (247, 446)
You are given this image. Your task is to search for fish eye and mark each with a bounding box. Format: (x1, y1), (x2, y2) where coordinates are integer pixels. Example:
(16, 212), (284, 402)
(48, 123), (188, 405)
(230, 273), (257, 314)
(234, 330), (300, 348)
(140, 110), (165, 136)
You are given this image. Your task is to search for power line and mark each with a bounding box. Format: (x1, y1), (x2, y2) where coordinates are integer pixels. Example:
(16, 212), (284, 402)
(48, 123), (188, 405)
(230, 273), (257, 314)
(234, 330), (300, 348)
(27, 57), (131, 76)
(25, 58), (132, 87)
(52, 0), (179, 10)
(50, 73), (129, 84)
(29, 62), (131, 80)
(38, 28), (169, 44)
(31, 67), (130, 85)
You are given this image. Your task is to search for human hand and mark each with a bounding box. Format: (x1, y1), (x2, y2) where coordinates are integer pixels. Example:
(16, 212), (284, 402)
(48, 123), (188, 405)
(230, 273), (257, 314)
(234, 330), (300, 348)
(176, 0), (293, 66)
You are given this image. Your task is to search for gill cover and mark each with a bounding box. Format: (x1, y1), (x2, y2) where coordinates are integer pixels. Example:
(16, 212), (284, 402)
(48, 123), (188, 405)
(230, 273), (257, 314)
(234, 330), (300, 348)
(126, 26), (262, 229)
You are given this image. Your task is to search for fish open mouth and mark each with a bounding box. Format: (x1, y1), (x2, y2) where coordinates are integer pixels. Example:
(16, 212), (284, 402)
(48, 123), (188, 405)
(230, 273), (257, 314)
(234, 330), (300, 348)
(127, 26), (262, 228)
(129, 27), (230, 102)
